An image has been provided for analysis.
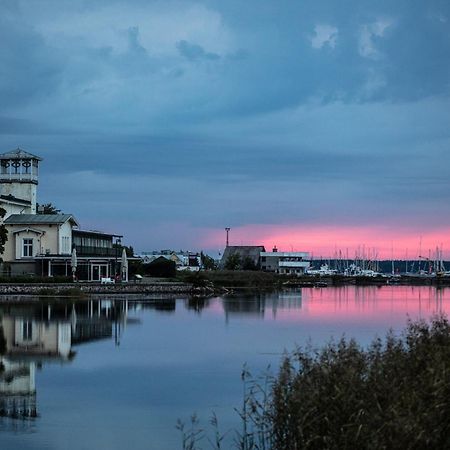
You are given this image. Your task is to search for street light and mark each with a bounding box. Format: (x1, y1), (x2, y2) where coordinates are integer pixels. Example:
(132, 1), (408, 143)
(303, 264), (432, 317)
(115, 237), (122, 280)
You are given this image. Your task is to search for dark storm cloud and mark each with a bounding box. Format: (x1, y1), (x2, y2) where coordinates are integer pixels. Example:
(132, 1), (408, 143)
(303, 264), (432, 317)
(1, 0), (450, 250)
(0, 13), (65, 107)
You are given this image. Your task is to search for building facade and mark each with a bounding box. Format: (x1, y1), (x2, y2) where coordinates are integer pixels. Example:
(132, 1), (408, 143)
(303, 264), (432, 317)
(260, 248), (310, 275)
(0, 148), (126, 280)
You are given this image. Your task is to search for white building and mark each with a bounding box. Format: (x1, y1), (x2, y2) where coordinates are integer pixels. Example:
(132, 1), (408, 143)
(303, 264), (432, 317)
(2, 213), (78, 275)
(0, 148), (41, 216)
(260, 248), (310, 275)
(0, 148), (126, 279)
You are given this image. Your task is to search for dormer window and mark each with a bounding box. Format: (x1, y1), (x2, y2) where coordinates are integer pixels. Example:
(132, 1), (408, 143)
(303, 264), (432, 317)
(23, 238), (33, 257)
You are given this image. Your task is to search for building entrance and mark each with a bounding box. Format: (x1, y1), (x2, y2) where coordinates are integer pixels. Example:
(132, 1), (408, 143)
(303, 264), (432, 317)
(91, 264), (109, 281)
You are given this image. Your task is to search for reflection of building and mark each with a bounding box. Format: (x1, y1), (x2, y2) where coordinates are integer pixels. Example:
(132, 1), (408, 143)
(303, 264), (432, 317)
(0, 148), (126, 280)
(0, 358), (37, 418)
(222, 291), (303, 321)
(0, 298), (132, 420)
(1, 314), (71, 359)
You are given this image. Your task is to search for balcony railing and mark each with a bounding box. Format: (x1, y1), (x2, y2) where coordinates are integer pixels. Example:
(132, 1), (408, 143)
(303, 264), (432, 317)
(279, 261), (309, 268)
(74, 245), (117, 257)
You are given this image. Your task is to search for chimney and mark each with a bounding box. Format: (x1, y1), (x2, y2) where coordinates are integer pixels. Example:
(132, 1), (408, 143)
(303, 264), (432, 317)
(272, 246), (278, 252)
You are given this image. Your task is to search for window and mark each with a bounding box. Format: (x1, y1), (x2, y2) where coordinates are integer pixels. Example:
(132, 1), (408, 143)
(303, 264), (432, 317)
(23, 321), (32, 341)
(61, 236), (70, 254)
(23, 238), (33, 257)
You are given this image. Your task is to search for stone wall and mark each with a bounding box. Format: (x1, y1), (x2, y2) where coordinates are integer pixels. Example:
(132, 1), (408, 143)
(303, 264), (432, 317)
(0, 282), (195, 295)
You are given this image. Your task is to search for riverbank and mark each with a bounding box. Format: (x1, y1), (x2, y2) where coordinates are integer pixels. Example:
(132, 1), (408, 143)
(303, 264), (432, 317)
(0, 271), (448, 299)
(0, 280), (197, 297)
(180, 270), (450, 290)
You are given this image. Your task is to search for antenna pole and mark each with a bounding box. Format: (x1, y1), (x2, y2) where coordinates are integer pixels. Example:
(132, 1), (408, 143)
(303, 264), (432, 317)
(225, 228), (230, 247)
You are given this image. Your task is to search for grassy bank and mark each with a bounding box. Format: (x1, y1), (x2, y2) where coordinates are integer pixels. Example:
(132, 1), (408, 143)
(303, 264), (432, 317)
(177, 270), (283, 290)
(180, 315), (450, 449)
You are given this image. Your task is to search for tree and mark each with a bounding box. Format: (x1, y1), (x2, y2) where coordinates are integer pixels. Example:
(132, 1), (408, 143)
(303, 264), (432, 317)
(200, 251), (217, 270)
(37, 203), (61, 214)
(0, 207), (8, 260)
(144, 257), (176, 278)
(224, 253), (242, 270)
(242, 256), (258, 271)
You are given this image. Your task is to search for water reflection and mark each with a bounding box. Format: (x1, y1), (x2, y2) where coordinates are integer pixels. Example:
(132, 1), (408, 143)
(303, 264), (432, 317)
(0, 298), (132, 421)
(0, 287), (449, 450)
(222, 291), (303, 321)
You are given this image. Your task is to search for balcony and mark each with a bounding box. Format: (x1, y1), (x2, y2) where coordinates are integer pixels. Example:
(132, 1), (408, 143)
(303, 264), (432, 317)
(74, 245), (117, 257)
(279, 261), (309, 268)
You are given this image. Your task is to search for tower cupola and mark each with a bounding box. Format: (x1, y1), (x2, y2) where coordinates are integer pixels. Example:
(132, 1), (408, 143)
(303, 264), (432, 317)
(0, 148), (43, 215)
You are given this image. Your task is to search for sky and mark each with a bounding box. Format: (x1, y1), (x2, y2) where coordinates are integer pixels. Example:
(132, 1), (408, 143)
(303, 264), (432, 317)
(1, 0), (450, 258)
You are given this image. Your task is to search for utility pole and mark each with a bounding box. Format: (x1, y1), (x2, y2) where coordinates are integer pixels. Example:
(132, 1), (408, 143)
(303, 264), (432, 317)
(225, 227), (230, 247)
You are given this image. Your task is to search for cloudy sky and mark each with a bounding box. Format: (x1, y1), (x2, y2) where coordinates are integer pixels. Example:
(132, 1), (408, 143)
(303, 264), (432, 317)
(1, 0), (449, 258)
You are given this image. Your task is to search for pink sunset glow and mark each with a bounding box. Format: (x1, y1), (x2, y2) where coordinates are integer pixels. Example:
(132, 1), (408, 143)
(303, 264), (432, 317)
(202, 224), (450, 259)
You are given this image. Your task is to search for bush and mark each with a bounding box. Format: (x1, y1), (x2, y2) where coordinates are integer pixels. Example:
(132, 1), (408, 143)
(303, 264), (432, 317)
(144, 258), (176, 278)
(0, 275), (73, 284)
(180, 315), (450, 450)
(269, 315), (450, 449)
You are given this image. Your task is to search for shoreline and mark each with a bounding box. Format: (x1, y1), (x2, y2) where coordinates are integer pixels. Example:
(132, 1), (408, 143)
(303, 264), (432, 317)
(0, 274), (448, 300)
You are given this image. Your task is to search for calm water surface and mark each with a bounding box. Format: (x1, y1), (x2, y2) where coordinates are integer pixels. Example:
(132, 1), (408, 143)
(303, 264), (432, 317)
(1, 286), (449, 450)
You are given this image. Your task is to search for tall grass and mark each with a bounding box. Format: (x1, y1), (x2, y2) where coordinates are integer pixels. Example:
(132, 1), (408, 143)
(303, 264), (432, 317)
(179, 315), (450, 449)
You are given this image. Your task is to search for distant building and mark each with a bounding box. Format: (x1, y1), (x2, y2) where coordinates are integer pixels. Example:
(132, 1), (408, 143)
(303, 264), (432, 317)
(260, 247), (310, 275)
(137, 250), (201, 272)
(219, 245), (266, 269)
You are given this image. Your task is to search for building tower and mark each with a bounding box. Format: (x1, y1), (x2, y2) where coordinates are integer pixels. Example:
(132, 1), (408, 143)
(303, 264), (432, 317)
(0, 148), (42, 217)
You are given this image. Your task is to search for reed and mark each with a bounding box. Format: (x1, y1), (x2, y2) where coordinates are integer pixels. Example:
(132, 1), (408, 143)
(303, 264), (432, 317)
(179, 315), (450, 449)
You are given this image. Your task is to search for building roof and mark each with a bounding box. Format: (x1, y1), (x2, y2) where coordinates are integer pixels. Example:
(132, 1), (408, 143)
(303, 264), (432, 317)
(73, 229), (122, 238)
(4, 214), (78, 226)
(0, 194), (31, 205)
(219, 245), (266, 269)
(0, 148), (43, 161)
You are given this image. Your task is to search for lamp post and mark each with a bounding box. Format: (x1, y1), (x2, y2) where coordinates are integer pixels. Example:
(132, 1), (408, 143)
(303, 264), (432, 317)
(115, 237), (122, 280)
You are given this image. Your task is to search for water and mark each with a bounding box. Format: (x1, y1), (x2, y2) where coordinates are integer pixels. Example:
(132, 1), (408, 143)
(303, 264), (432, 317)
(1, 286), (449, 450)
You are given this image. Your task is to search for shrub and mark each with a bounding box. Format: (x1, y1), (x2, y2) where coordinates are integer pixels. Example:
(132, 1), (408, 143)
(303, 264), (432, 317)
(269, 315), (450, 449)
(144, 258), (176, 278)
(180, 315), (450, 450)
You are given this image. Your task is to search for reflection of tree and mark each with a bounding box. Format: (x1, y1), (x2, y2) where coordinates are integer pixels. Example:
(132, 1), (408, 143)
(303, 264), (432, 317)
(0, 325), (6, 355)
(186, 297), (209, 313)
(223, 294), (266, 317)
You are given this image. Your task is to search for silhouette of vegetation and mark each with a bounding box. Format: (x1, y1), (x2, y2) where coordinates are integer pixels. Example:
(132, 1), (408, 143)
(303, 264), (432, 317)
(0, 206), (8, 259)
(241, 256), (258, 271)
(224, 253), (242, 270)
(37, 202), (61, 214)
(224, 254), (259, 271)
(179, 315), (450, 449)
(200, 251), (217, 270)
(144, 257), (176, 278)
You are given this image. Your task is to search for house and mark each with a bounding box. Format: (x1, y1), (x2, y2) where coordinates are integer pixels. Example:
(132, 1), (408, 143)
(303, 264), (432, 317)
(219, 245), (266, 269)
(0, 148), (126, 280)
(260, 247), (310, 275)
(137, 250), (201, 271)
(3, 213), (78, 276)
